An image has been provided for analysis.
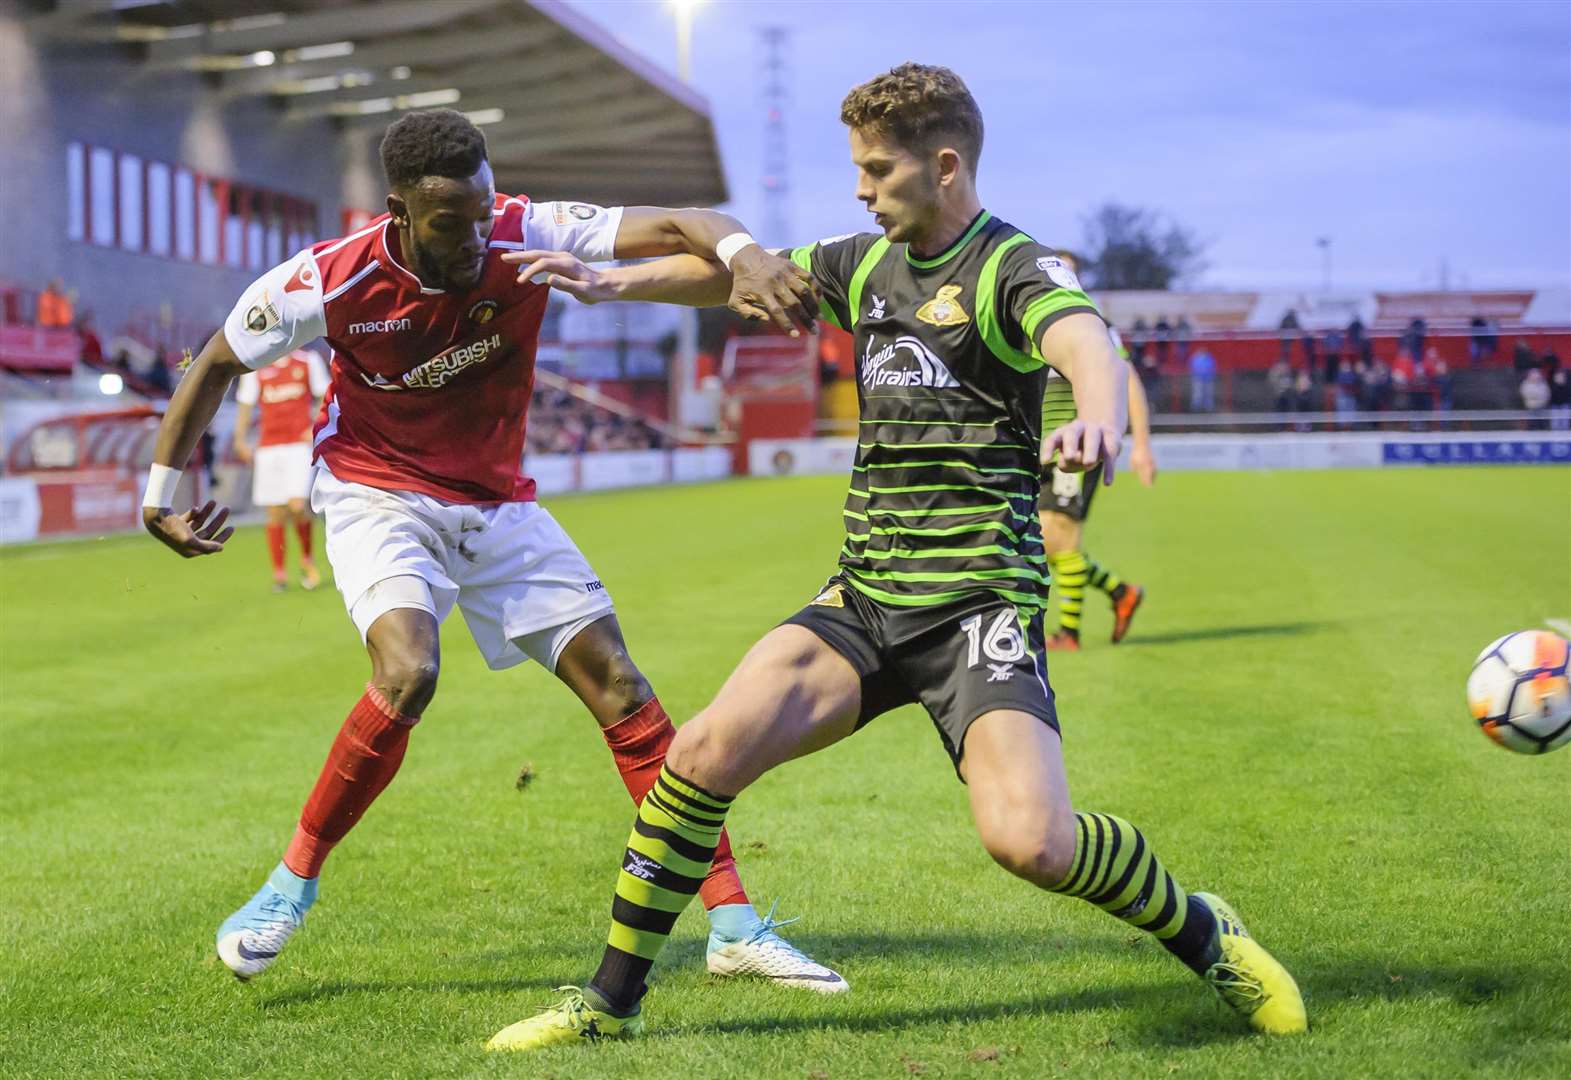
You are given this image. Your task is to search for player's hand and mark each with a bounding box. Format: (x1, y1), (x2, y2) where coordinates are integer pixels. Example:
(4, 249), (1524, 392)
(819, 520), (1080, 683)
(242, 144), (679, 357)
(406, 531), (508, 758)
(1044, 418), (1122, 486)
(143, 499), (234, 558)
(1130, 441), (1158, 487)
(503, 250), (618, 303)
(726, 245), (818, 337)
(233, 443), (253, 466)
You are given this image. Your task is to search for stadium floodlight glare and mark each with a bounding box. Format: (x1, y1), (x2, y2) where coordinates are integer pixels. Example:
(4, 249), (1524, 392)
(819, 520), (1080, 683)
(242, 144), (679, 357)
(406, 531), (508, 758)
(98, 373), (123, 396)
(390, 66), (413, 80)
(248, 50), (276, 67)
(400, 88), (462, 108)
(464, 108), (506, 126)
(670, 0), (704, 82)
(290, 41), (355, 63)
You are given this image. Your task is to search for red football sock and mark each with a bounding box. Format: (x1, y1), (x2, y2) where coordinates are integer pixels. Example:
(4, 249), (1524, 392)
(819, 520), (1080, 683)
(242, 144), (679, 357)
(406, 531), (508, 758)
(294, 517), (314, 560)
(600, 697), (749, 910)
(282, 685), (419, 879)
(265, 523), (286, 577)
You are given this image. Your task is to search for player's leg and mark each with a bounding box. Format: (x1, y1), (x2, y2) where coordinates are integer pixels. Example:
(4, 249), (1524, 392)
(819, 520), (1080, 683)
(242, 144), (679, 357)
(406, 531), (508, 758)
(264, 503), (288, 591)
(548, 614), (846, 990)
(286, 496), (321, 591)
(961, 712), (1306, 1034)
(1039, 503), (1087, 648)
(486, 624), (864, 1050)
(218, 468), (459, 980)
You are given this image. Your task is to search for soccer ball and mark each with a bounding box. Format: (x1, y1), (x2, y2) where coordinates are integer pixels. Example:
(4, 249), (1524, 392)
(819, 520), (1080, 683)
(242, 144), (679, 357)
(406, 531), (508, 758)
(1466, 630), (1571, 754)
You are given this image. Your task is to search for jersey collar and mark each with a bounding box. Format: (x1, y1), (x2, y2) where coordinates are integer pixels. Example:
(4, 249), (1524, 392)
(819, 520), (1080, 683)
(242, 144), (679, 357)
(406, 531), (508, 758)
(905, 209), (992, 270)
(378, 220), (448, 296)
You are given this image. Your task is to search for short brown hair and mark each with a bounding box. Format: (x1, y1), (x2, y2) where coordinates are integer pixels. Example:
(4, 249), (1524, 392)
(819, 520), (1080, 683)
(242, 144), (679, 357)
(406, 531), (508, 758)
(840, 63), (984, 172)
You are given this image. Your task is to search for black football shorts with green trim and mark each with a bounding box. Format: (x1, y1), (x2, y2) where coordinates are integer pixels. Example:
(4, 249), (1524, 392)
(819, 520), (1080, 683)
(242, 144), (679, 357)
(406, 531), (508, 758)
(783, 576), (1059, 777)
(1039, 463), (1099, 522)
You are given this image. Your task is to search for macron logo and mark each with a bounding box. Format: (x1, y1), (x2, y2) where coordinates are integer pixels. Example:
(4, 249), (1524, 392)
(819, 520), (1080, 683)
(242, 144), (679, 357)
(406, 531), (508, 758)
(348, 318), (412, 334)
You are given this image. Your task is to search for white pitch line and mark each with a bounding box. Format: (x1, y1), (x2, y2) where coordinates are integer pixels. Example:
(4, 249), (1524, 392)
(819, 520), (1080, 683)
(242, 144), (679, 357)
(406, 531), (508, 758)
(1546, 617), (1571, 637)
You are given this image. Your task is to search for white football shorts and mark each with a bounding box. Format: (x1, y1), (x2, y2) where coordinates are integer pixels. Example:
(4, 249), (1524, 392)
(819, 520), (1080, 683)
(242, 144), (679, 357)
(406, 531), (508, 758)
(251, 442), (313, 506)
(310, 463), (615, 671)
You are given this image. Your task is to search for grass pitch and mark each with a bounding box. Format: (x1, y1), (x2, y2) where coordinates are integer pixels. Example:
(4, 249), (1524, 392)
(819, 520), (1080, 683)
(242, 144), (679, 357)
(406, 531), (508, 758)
(2, 467), (1568, 1079)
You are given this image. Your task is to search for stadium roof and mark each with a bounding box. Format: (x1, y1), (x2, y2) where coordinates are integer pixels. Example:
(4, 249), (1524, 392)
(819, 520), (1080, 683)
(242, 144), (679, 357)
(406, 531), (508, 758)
(30, 0), (729, 207)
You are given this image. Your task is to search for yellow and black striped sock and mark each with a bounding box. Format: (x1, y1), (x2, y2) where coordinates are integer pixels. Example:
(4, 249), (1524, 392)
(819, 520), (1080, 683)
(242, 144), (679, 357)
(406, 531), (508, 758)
(1047, 550), (1090, 635)
(589, 765), (732, 1011)
(1051, 812), (1220, 974)
(1085, 557), (1124, 597)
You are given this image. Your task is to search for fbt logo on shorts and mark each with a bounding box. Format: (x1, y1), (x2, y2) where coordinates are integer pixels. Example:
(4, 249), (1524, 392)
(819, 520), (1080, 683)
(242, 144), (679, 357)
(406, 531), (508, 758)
(348, 317), (413, 334)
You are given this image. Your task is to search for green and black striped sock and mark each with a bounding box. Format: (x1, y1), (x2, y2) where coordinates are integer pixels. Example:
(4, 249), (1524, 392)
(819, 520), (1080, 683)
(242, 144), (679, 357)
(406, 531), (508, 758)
(1051, 812), (1219, 974)
(1085, 557), (1124, 597)
(589, 765), (732, 1011)
(1048, 549), (1089, 634)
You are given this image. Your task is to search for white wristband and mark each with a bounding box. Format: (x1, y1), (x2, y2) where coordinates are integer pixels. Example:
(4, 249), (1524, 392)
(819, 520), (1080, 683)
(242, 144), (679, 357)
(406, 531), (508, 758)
(715, 232), (759, 270)
(142, 464), (182, 509)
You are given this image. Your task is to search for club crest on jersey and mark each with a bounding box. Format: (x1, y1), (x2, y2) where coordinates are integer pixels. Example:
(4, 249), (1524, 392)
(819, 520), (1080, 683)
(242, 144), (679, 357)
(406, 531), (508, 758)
(915, 283), (970, 327)
(1036, 256), (1082, 292)
(811, 584), (845, 608)
(468, 299), (500, 324)
(242, 290), (280, 336)
(862, 334), (960, 389)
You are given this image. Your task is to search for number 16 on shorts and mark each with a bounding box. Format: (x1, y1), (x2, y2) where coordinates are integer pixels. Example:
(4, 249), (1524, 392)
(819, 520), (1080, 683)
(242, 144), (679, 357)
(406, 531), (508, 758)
(961, 610), (1026, 683)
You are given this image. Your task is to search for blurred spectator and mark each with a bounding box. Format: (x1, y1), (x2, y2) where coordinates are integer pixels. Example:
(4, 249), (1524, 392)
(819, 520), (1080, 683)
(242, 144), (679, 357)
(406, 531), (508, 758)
(525, 387), (670, 454)
(1299, 328), (1318, 375)
(1547, 354), (1570, 430)
(1269, 357), (1294, 412)
(1402, 317), (1427, 362)
(1511, 338), (1537, 373)
(38, 279), (74, 328)
(1278, 309), (1300, 362)
(1321, 326), (1344, 383)
(1391, 348), (1416, 411)
(1468, 316), (1498, 364)
(1361, 358), (1392, 412)
(1128, 317), (1149, 365)
(1520, 366), (1550, 413)
(1291, 369), (1316, 431)
(1335, 361), (1361, 422)
(1153, 315), (1172, 368)
(1174, 315), (1193, 363)
(1188, 345), (1216, 412)
(76, 314), (103, 366)
(1429, 351), (1453, 412)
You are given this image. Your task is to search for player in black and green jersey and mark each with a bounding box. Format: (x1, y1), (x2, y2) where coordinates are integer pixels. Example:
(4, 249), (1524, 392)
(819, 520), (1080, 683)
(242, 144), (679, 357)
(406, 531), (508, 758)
(1038, 250), (1156, 650)
(488, 62), (1306, 1052)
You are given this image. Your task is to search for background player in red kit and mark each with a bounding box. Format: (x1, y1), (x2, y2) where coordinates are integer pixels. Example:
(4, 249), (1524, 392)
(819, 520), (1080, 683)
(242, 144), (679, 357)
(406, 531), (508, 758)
(232, 347), (330, 592)
(139, 109), (846, 992)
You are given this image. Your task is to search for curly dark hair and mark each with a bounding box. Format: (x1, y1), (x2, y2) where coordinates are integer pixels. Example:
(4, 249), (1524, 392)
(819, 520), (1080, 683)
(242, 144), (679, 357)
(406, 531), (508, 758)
(379, 108), (489, 189)
(840, 63), (984, 173)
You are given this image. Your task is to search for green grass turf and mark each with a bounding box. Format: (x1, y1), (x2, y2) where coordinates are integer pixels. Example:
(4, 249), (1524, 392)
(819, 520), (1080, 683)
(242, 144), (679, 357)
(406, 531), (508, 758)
(2, 466), (1569, 1079)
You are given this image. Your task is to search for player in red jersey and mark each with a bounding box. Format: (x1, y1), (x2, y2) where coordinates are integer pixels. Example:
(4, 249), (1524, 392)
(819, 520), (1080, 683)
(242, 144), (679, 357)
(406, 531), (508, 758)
(232, 347), (330, 592)
(139, 109), (846, 992)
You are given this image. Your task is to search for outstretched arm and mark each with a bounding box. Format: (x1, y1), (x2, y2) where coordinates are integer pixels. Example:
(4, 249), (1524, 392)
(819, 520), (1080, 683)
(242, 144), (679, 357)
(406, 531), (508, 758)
(1037, 311), (1130, 486)
(507, 203), (817, 334)
(508, 251), (732, 309)
(142, 330), (247, 557)
(1126, 366), (1157, 486)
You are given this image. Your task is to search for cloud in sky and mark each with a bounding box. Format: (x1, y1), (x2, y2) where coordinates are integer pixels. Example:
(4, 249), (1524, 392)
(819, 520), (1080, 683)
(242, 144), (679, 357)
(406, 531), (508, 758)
(565, 0), (1570, 290)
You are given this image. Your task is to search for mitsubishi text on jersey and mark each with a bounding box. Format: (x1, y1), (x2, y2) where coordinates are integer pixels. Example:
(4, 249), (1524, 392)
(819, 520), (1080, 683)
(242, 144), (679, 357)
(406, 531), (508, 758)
(222, 195), (623, 503)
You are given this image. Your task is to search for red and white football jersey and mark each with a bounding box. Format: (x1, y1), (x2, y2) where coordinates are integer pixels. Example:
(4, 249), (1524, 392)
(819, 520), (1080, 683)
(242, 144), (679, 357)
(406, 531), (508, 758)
(222, 195), (623, 503)
(235, 349), (329, 447)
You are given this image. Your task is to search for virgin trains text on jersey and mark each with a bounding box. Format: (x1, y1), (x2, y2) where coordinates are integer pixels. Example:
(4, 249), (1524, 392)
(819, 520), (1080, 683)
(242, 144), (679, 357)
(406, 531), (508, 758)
(862, 334), (960, 389)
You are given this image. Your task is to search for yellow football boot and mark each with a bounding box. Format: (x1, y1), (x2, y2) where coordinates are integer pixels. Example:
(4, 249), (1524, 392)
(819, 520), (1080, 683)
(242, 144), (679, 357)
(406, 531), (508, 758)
(1194, 892), (1308, 1035)
(485, 986), (643, 1052)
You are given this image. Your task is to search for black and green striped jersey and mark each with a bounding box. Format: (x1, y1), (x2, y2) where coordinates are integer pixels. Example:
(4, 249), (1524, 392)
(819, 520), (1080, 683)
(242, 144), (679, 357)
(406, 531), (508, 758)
(787, 210), (1100, 616)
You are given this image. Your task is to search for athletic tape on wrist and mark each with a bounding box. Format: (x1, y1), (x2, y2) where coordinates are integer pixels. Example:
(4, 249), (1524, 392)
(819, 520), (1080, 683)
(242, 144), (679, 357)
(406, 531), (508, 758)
(715, 232), (759, 270)
(142, 464), (182, 509)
